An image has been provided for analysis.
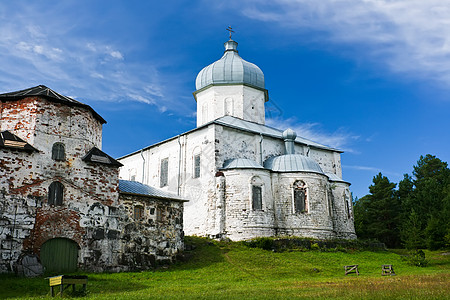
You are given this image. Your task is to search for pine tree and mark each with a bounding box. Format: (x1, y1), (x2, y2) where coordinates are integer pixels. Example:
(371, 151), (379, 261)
(363, 173), (401, 248)
(399, 154), (450, 249)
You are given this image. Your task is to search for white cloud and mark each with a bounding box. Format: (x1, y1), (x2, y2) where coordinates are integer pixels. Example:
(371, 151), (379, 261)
(0, 3), (169, 111)
(266, 116), (359, 152)
(110, 50), (124, 60)
(343, 165), (401, 177)
(233, 0), (450, 88)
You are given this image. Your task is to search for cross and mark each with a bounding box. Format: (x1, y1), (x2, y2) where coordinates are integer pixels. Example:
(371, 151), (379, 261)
(226, 26), (234, 39)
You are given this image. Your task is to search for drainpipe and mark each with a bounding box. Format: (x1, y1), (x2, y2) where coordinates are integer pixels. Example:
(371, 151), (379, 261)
(140, 149), (145, 183)
(177, 135), (182, 196)
(259, 133), (264, 165)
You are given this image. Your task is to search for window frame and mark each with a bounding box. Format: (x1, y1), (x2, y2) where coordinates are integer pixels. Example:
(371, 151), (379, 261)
(134, 205), (144, 220)
(48, 181), (64, 206)
(193, 154), (201, 178)
(52, 142), (65, 161)
(250, 176), (264, 211)
(293, 180), (308, 214)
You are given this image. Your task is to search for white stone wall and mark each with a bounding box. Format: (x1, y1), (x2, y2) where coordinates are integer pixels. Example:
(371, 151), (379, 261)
(196, 85), (266, 126)
(330, 182), (356, 239)
(119, 121), (355, 241)
(222, 169), (274, 240)
(271, 172), (335, 239)
(119, 125), (217, 236)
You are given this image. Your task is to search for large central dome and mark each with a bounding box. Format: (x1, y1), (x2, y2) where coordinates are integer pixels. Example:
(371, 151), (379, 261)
(195, 39), (265, 91)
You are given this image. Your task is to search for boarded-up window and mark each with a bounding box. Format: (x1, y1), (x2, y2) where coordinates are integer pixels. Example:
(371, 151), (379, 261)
(252, 185), (262, 210)
(52, 143), (65, 161)
(160, 158), (168, 187)
(293, 180), (307, 213)
(134, 206), (144, 220)
(48, 181), (64, 206)
(194, 154), (201, 178)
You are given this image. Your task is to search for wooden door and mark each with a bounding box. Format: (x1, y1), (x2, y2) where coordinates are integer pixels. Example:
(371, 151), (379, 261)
(40, 238), (78, 273)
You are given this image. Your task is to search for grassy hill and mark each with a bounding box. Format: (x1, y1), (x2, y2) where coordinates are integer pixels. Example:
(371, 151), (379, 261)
(1, 237), (449, 299)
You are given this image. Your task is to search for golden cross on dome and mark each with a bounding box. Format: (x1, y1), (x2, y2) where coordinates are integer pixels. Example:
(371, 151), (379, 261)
(226, 26), (235, 39)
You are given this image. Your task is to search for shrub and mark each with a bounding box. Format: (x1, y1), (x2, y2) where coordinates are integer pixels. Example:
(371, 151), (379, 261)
(404, 250), (428, 267)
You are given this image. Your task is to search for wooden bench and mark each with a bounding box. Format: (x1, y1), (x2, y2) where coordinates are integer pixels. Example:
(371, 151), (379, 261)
(381, 264), (395, 276)
(48, 275), (87, 297)
(344, 264), (359, 275)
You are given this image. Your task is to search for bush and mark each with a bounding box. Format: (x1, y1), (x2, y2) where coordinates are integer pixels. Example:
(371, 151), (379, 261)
(246, 237), (274, 250)
(404, 250), (428, 267)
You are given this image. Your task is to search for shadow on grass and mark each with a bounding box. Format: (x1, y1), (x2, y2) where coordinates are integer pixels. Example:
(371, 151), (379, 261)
(169, 236), (227, 271)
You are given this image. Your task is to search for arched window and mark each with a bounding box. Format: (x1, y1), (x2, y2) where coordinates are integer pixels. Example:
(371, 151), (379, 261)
(52, 143), (65, 161)
(48, 181), (64, 206)
(344, 190), (352, 219)
(293, 180), (307, 213)
(250, 176), (263, 210)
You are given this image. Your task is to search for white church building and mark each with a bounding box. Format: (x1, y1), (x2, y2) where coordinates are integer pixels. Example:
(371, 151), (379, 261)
(118, 37), (356, 241)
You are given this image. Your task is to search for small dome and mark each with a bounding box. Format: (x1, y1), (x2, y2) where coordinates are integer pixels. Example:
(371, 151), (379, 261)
(264, 154), (324, 174)
(195, 39), (265, 91)
(282, 128), (297, 140)
(221, 158), (264, 170)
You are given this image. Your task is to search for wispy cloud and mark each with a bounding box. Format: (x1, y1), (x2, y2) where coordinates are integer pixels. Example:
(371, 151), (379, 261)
(231, 0), (450, 89)
(266, 116), (359, 152)
(343, 165), (400, 177)
(0, 2), (169, 111)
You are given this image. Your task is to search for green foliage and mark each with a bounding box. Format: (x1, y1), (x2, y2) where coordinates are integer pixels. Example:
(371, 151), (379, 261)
(310, 242), (320, 250)
(358, 154), (450, 250)
(245, 237), (274, 250)
(403, 250), (428, 267)
(354, 173), (401, 248)
(401, 209), (425, 249)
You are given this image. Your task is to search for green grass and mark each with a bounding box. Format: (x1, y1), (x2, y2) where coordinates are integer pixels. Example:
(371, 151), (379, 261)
(1, 237), (449, 299)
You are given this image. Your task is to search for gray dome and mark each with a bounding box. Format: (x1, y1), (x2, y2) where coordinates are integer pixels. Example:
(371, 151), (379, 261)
(195, 39), (265, 91)
(264, 154), (324, 174)
(221, 158), (264, 170)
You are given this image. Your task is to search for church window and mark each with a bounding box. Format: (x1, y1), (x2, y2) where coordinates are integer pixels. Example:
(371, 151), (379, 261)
(194, 154), (201, 178)
(160, 158), (168, 187)
(134, 205), (144, 220)
(252, 186), (262, 210)
(48, 181), (64, 206)
(250, 176), (263, 210)
(293, 180), (307, 213)
(52, 142), (65, 161)
(344, 190), (352, 219)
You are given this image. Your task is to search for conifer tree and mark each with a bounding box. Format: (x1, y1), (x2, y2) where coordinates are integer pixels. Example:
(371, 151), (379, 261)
(362, 173), (401, 248)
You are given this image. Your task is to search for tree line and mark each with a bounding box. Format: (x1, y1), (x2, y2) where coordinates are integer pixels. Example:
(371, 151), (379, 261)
(353, 154), (450, 249)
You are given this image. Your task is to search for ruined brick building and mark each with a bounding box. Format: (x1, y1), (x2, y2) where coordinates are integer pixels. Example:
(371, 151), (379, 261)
(0, 86), (186, 274)
(119, 38), (357, 241)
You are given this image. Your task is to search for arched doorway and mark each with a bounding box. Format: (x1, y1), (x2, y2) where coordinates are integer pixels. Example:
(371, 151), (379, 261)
(40, 238), (79, 273)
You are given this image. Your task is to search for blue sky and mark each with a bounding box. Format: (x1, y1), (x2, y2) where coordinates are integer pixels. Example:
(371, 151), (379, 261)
(1, 1), (449, 198)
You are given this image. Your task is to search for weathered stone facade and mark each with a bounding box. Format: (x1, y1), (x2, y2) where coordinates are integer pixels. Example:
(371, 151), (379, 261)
(119, 38), (356, 241)
(0, 86), (185, 273)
